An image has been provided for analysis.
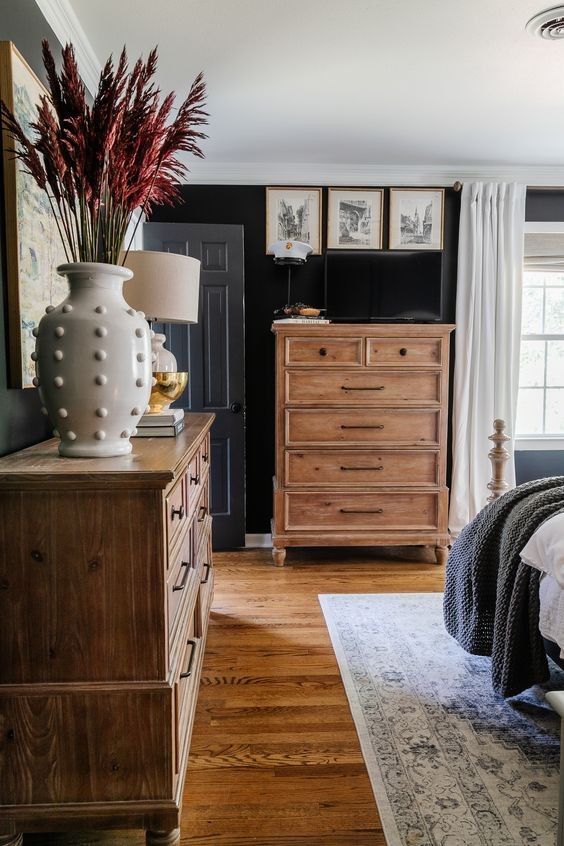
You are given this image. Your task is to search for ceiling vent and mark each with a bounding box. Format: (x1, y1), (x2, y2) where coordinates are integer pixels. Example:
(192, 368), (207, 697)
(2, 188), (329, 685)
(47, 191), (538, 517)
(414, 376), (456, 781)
(527, 6), (564, 38)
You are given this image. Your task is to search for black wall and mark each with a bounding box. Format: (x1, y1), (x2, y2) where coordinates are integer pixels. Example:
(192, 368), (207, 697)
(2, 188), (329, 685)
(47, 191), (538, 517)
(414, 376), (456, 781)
(0, 0), (61, 455)
(515, 189), (564, 484)
(152, 186), (461, 533)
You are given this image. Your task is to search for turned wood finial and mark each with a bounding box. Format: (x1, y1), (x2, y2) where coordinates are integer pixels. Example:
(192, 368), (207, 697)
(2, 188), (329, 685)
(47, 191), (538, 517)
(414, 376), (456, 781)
(487, 418), (511, 503)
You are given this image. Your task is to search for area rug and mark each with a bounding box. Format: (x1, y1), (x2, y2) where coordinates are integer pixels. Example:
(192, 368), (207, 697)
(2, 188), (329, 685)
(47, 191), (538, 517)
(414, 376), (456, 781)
(319, 592), (564, 846)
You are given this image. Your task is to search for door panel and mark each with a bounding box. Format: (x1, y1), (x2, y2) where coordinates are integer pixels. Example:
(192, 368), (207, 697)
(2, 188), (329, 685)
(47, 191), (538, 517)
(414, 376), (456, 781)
(142, 222), (245, 549)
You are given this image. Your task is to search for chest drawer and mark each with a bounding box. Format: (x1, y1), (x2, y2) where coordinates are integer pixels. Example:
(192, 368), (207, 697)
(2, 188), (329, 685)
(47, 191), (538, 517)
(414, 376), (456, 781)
(366, 337), (442, 367)
(285, 336), (363, 366)
(285, 449), (439, 487)
(285, 408), (440, 446)
(167, 525), (196, 644)
(166, 474), (187, 555)
(284, 490), (439, 532)
(285, 369), (441, 405)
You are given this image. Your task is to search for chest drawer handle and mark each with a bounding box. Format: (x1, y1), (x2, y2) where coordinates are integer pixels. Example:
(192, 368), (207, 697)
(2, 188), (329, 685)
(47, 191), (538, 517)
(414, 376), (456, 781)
(171, 504), (185, 521)
(341, 466), (384, 471)
(319, 347), (327, 356)
(400, 348), (408, 356)
(172, 561), (190, 592)
(340, 508), (384, 514)
(202, 453), (209, 463)
(180, 639), (198, 679)
(190, 473), (200, 484)
(340, 424), (384, 430)
(198, 505), (208, 522)
(201, 562), (211, 584)
(341, 385), (384, 391)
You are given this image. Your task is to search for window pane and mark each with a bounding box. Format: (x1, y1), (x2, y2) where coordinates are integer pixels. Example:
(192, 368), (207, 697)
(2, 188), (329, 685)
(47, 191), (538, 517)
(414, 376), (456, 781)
(547, 341), (564, 386)
(546, 389), (564, 433)
(524, 272), (545, 287)
(516, 388), (544, 434)
(519, 340), (545, 387)
(545, 288), (564, 333)
(522, 287), (544, 334)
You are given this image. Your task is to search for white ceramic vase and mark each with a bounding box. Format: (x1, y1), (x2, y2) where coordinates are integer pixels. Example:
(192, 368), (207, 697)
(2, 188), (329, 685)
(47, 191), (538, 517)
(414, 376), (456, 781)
(33, 262), (152, 458)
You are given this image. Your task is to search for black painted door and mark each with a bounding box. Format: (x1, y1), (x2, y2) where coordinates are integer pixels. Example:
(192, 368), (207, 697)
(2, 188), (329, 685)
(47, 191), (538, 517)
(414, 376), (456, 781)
(143, 222), (245, 549)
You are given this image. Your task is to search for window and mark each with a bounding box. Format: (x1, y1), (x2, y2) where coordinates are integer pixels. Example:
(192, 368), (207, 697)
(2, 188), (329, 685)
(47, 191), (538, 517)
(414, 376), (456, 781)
(516, 268), (564, 441)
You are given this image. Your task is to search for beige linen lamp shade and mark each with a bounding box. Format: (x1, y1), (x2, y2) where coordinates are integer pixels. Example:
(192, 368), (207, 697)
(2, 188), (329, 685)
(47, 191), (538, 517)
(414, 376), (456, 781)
(122, 250), (200, 322)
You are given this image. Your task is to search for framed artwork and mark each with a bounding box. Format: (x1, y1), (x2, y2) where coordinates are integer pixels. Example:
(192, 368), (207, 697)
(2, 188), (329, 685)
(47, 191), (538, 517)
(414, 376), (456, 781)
(389, 188), (445, 251)
(0, 41), (67, 388)
(327, 187), (383, 250)
(266, 187), (322, 255)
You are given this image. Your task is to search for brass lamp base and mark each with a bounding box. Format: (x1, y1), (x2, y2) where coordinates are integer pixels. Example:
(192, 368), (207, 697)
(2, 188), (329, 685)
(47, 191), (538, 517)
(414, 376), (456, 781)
(148, 372), (188, 414)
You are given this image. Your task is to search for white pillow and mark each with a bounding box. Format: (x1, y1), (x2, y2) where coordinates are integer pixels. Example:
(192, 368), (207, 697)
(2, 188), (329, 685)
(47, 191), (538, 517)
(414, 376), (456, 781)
(521, 512), (564, 588)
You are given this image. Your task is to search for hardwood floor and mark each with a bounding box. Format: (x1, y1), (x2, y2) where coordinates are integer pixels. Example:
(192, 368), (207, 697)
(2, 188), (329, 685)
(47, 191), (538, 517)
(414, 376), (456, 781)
(24, 546), (445, 846)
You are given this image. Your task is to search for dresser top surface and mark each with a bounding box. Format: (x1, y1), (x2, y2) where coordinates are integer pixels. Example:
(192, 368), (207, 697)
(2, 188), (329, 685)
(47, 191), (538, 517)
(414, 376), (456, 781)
(271, 322), (455, 336)
(0, 412), (214, 489)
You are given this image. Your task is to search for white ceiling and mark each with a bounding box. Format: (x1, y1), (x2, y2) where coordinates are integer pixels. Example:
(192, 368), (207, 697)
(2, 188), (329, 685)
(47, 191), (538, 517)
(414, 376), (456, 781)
(38, 0), (564, 183)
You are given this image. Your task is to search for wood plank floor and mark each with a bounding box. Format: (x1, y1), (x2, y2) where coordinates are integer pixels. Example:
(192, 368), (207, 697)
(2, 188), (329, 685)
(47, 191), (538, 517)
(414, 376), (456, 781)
(24, 546), (445, 846)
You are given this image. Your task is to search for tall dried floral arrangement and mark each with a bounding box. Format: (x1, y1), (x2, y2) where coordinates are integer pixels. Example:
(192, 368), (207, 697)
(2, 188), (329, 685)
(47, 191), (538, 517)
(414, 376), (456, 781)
(1, 41), (207, 265)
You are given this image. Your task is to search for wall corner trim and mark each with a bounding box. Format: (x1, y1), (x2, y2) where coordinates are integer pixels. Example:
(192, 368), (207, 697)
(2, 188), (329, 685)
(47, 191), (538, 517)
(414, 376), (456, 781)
(33, 0), (101, 95)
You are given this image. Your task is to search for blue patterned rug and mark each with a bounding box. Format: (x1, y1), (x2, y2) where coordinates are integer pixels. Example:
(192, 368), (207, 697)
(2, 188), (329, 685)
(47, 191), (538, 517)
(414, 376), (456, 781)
(319, 593), (564, 846)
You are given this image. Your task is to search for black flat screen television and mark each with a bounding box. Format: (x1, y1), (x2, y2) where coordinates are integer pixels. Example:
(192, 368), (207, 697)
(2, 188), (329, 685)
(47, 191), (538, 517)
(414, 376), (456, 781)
(324, 250), (443, 322)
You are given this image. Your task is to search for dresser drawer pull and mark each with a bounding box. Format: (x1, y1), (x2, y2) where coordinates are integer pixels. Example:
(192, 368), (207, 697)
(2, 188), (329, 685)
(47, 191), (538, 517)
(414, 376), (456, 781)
(171, 504), (185, 521)
(202, 453), (209, 462)
(319, 347), (327, 356)
(400, 348), (408, 356)
(190, 473), (200, 484)
(201, 562), (212, 584)
(180, 639), (198, 679)
(341, 465), (384, 471)
(340, 424), (384, 430)
(340, 508), (384, 514)
(341, 385), (384, 391)
(198, 505), (208, 522)
(172, 561), (190, 592)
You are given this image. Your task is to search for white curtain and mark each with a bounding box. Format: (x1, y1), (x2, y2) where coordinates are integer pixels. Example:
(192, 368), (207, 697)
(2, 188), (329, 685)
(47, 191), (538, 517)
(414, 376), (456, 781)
(449, 182), (527, 535)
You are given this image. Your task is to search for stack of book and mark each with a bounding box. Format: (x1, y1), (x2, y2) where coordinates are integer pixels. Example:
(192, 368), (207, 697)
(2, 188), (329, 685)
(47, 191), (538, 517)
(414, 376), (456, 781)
(134, 408), (185, 437)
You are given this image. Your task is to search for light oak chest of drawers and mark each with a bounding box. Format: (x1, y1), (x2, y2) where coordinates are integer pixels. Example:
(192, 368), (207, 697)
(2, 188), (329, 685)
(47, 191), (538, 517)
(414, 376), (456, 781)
(271, 324), (454, 566)
(0, 413), (214, 846)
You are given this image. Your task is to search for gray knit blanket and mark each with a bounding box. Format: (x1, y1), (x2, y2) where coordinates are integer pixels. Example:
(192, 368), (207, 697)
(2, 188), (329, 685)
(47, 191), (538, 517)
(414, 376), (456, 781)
(443, 477), (564, 697)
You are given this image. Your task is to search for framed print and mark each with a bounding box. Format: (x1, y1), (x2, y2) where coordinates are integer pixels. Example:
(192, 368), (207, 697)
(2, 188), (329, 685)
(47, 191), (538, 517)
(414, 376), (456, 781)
(0, 41), (67, 388)
(389, 188), (445, 251)
(327, 188), (383, 250)
(266, 187), (322, 255)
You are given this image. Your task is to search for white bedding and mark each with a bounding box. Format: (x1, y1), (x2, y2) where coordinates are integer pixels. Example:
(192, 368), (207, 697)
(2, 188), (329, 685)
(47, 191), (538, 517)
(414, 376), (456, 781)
(520, 512), (564, 655)
(538, 573), (564, 657)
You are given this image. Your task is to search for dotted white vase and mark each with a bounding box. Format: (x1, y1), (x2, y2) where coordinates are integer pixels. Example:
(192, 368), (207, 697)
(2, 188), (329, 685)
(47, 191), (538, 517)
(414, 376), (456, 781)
(33, 262), (152, 458)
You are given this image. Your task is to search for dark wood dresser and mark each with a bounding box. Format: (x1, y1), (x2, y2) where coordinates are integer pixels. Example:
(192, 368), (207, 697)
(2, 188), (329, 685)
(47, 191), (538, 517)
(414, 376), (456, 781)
(271, 323), (454, 566)
(0, 413), (214, 846)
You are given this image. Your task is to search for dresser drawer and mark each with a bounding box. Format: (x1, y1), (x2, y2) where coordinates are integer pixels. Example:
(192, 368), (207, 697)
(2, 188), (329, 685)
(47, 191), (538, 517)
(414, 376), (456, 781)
(200, 432), (210, 477)
(167, 525), (196, 643)
(196, 536), (214, 638)
(366, 337), (442, 367)
(285, 369), (441, 405)
(284, 491), (439, 532)
(186, 452), (201, 510)
(174, 614), (200, 774)
(285, 408), (440, 446)
(166, 474), (187, 554)
(285, 449), (439, 487)
(285, 336), (363, 366)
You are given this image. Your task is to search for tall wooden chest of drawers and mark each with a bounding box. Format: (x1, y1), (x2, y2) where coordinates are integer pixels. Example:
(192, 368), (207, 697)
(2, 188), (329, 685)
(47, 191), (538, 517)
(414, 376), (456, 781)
(0, 413), (214, 846)
(271, 324), (454, 566)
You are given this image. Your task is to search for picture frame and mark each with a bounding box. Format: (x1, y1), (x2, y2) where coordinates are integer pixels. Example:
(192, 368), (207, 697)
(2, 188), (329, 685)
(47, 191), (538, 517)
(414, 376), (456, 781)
(266, 187), (322, 255)
(0, 41), (67, 388)
(327, 187), (383, 250)
(389, 188), (445, 251)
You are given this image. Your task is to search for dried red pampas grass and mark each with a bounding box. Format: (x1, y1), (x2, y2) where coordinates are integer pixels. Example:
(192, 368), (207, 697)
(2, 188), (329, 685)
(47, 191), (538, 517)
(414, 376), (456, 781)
(0, 41), (207, 264)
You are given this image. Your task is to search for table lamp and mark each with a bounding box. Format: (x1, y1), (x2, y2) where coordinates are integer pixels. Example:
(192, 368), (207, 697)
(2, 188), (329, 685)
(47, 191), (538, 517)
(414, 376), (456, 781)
(122, 250), (200, 413)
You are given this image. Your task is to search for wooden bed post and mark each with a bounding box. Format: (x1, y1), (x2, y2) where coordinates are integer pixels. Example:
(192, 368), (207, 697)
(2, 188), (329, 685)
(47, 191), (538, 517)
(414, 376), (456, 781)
(487, 419), (511, 503)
